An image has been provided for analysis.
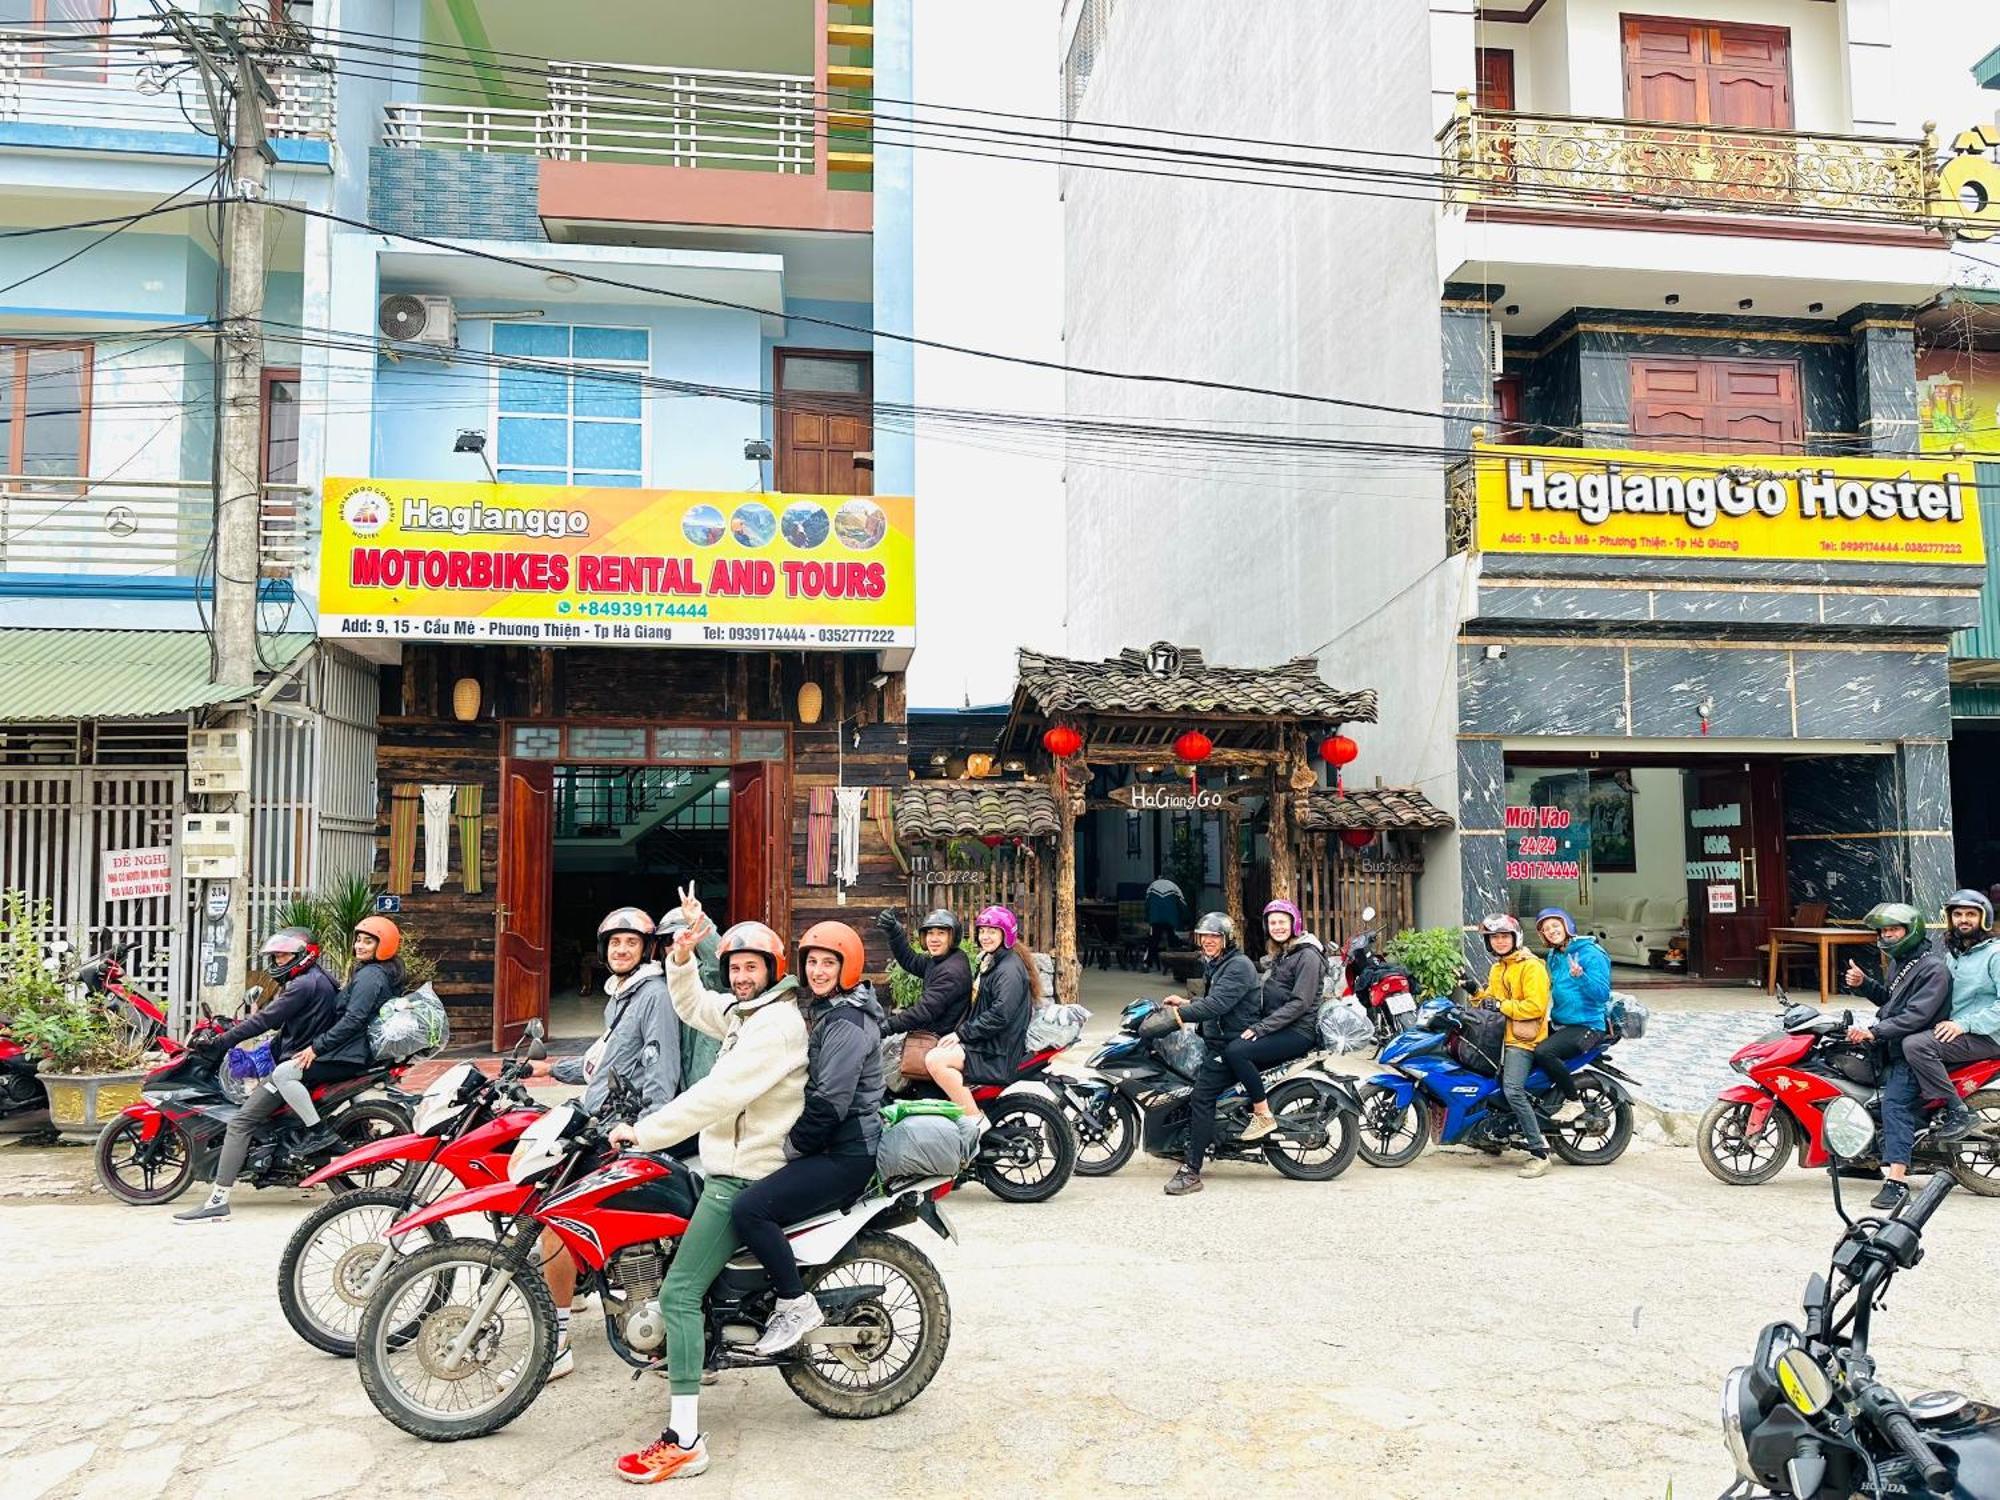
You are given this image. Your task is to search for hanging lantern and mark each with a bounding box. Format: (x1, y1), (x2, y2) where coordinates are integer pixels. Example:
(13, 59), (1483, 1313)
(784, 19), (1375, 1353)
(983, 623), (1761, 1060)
(1173, 730), (1213, 765)
(1319, 733), (1359, 768)
(796, 680), (823, 724)
(1340, 827), (1375, 850)
(980, 834), (1005, 848)
(451, 676), (482, 723)
(1041, 724), (1082, 759)
(966, 752), (995, 778)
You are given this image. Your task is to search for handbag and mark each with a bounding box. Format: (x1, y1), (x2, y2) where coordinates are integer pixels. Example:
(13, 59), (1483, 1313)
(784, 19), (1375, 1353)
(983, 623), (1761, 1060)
(1509, 1016), (1542, 1043)
(897, 1030), (941, 1080)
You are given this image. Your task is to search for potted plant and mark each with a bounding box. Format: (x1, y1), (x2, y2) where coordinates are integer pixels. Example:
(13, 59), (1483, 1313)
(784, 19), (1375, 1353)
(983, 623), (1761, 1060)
(1385, 925), (1471, 999)
(0, 891), (146, 1136)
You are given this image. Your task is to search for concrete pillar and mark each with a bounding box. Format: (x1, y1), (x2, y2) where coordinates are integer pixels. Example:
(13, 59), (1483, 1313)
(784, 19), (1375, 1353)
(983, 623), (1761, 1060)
(1845, 306), (1919, 456)
(1441, 281), (1501, 452)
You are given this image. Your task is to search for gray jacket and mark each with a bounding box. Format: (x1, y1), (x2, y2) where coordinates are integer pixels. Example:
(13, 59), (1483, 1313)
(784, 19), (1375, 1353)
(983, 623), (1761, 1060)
(552, 961), (682, 1116)
(788, 983), (887, 1160)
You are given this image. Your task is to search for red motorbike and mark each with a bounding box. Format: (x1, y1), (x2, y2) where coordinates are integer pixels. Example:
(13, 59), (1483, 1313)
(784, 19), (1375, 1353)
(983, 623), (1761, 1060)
(1698, 995), (2000, 1193)
(1341, 907), (1418, 1050)
(898, 1045), (1079, 1201)
(276, 1024), (549, 1357)
(353, 1093), (957, 1442)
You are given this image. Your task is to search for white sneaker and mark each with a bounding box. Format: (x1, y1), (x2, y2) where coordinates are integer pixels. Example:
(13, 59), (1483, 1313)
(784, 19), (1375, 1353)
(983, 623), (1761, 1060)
(498, 1338), (571, 1391)
(751, 1294), (824, 1357)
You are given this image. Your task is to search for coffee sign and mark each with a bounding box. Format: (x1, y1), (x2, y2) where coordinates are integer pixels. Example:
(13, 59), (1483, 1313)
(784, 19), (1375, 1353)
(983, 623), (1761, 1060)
(1109, 784), (1249, 813)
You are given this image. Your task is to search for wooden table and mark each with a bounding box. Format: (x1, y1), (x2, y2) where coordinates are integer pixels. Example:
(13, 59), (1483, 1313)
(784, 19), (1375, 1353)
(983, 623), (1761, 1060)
(1765, 927), (1877, 1003)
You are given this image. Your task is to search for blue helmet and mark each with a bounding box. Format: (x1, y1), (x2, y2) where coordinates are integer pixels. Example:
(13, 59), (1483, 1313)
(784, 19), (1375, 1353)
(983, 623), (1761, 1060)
(1533, 908), (1577, 938)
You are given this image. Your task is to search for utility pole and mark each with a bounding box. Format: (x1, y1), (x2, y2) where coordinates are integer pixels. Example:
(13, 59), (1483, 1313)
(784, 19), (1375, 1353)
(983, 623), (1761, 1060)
(163, 6), (278, 1021)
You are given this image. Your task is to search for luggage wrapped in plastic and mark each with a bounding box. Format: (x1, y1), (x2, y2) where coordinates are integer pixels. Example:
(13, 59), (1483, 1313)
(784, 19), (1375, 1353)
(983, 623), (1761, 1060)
(1446, 1003), (1506, 1077)
(367, 982), (451, 1062)
(1152, 1025), (1210, 1078)
(1026, 1001), (1090, 1051)
(1316, 996), (1374, 1053)
(875, 1113), (967, 1182)
(1608, 992), (1649, 1040)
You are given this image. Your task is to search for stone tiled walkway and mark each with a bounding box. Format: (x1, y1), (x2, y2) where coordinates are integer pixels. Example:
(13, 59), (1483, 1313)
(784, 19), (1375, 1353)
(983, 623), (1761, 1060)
(1611, 1006), (1785, 1115)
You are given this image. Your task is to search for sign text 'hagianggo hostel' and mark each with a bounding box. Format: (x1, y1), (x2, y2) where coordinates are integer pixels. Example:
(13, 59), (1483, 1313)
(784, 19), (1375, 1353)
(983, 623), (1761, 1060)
(1473, 444), (1984, 564)
(317, 478), (916, 650)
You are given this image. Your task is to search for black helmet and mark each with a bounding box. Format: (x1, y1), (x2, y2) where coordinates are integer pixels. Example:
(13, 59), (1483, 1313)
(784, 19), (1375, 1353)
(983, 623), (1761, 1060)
(259, 926), (319, 983)
(1944, 889), (1994, 930)
(1193, 911), (1236, 946)
(597, 906), (655, 971)
(917, 908), (962, 940)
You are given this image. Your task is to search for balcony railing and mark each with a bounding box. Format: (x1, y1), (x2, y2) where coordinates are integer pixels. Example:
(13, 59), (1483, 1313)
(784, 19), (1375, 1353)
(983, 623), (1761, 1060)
(0, 28), (333, 139)
(383, 61), (816, 173)
(0, 477), (312, 581)
(1437, 104), (1935, 226)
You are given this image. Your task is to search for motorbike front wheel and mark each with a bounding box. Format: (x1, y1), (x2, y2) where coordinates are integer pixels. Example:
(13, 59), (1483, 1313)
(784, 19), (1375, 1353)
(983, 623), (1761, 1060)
(1061, 1085), (1140, 1178)
(977, 1092), (1078, 1203)
(356, 1237), (555, 1442)
(781, 1231), (951, 1419)
(1697, 1098), (1794, 1186)
(1947, 1088), (2000, 1197)
(1262, 1079), (1359, 1181)
(278, 1187), (452, 1357)
(1546, 1075), (1633, 1166)
(92, 1114), (196, 1205)
(1355, 1084), (1431, 1169)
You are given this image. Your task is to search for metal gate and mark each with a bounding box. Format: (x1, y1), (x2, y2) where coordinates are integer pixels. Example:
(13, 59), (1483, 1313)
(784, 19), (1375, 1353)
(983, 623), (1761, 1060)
(0, 767), (191, 1016)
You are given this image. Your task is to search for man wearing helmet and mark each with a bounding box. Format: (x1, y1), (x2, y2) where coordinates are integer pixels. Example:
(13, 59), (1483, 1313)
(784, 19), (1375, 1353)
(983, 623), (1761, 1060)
(875, 906), (974, 1044)
(654, 903), (723, 1089)
(608, 900), (809, 1484)
(732, 921), (886, 1359)
(923, 904), (1036, 1132)
(174, 926), (339, 1223)
(1471, 914), (1555, 1179)
(514, 902), (681, 1384)
(1161, 911), (1265, 1196)
(1841, 900), (1956, 1212)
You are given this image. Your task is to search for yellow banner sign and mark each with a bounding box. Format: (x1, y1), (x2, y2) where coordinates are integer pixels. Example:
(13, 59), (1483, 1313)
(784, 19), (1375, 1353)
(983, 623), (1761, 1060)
(1473, 445), (1985, 564)
(318, 478), (915, 649)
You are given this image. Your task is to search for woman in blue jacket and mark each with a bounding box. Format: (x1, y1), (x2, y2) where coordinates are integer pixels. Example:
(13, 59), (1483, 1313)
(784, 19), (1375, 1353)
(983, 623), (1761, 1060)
(1531, 908), (1611, 1106)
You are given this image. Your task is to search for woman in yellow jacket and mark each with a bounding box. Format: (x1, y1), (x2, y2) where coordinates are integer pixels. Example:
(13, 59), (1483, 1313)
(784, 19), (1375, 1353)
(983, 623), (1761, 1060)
(1473, 914), (1554, 1179)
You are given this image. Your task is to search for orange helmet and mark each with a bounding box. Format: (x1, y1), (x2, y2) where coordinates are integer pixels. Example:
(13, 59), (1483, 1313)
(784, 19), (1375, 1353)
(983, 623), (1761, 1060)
(717, 921), (787, 984)
(797, 921), (865, 991)
(354, 915), (401, 961)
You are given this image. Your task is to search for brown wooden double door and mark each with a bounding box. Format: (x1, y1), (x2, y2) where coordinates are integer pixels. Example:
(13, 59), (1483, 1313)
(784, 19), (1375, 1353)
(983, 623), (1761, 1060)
(493, 751), (791, 1050)
(1623, 17), (1793, 130)
(1630, 357), (1803, 453)
(775, 351), (872, 496)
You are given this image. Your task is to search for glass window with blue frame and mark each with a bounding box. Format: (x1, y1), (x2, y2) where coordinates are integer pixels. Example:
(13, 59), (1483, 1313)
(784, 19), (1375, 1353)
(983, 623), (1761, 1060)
(492, 323), (648, 486)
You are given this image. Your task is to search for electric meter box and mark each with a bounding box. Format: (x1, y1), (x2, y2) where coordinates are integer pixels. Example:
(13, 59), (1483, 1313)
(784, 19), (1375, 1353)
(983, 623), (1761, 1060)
(181, 813), (245, 880)
(187, 727), (252, 795)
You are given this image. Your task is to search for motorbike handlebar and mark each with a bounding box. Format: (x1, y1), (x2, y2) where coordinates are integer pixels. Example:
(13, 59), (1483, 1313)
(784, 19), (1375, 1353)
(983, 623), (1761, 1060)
(1877, 1407), (1952, 1495)
(1902, 1171), (1956, 1233)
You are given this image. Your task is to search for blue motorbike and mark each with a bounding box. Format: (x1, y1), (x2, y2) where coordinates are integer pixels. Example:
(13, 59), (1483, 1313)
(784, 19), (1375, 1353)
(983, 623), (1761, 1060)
(1355, 999), (1636, 1168)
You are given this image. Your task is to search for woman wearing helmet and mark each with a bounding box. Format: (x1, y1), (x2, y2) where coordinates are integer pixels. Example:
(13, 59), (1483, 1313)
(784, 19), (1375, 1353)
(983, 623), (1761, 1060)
(609, 898), (808, 1484)
(875, 906), (973, 1042)
(924, 904), (1036, 1131)
(730, 921), (887, 1360)
(1471, 914), (1555, 1179)
(176, 926), (341, 1222)
(1216, 899), (1327, 1142)
(272, 916), (410, 1157)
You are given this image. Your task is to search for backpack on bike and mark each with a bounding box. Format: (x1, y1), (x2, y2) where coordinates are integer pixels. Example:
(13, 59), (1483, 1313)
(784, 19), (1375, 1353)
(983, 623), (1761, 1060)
(1445, 1003), (1506, 1077)
(1607, 992), (1648, 1041)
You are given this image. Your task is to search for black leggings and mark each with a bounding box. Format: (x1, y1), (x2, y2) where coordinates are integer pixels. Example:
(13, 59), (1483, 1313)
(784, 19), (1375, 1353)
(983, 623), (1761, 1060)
(731, 1153), (877, 1300)
(1530, 1025), (1601, 1102)
(1221, 1031), (1313, 1104)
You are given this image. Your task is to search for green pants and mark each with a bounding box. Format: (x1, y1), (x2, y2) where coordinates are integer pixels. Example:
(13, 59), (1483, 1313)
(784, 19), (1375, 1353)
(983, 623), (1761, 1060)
(658, 1173), (748, 1395)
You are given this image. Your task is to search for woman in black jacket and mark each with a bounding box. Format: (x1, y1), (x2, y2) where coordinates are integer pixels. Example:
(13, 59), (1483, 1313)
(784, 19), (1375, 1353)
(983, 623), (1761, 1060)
(923, 905), (1035, 1130)
(274, 915), (407, 1156)
(876, 907), (973, 1039)
(1224, 900), (1326, 1144)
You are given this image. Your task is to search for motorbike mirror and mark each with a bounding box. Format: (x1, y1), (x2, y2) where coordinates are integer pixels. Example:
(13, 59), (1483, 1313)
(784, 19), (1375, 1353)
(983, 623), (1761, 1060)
(527, 1039), (547, 1060)
(1823, 1096), (1875, 1162)
(1361, 906), (1377, 923)
(524, 1018), (545, 1042)
(1776, 1347), (1835, 1418)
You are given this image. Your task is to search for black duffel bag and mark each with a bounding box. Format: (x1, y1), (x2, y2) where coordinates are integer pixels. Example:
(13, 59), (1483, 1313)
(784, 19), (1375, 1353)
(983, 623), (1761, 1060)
(1445, 1002), (1507, 1077)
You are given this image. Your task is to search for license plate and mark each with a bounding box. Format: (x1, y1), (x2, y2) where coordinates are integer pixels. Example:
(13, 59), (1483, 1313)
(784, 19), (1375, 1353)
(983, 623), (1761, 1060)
(1386, 993), (1417, 1018)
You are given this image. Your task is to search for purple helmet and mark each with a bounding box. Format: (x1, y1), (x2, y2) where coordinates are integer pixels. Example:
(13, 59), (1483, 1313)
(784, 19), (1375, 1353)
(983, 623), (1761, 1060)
(1262, 899), (1303, 937)
(974, 904), (1019, 949)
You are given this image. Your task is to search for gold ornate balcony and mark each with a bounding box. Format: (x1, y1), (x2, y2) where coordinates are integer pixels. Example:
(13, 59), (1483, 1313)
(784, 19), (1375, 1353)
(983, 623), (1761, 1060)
(1437, 102), (1936, 228)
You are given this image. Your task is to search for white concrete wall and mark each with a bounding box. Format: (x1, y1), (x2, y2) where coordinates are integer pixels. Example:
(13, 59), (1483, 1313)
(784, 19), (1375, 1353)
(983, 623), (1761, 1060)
(905, 3), (1068, 710)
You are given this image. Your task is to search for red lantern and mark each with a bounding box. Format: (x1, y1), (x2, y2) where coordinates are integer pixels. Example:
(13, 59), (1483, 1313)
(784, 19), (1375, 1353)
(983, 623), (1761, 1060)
(1319, 733), (1359, 768)
(1041, 724), (1082, 759)
(1339, 827), (1375, 850)
(980, 834), (1005, 848)
(1173, 730), (1213, 765)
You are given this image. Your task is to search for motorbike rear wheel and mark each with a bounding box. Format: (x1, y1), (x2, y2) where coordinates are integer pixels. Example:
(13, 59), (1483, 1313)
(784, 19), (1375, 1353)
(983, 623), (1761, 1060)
(780, 1231), (951, 1419)
(1947, 1088), (2000, 1197)
(278, 1187), (452, 1357)
(1546, 1075), (1633, 1166)
(1062, 1085), (1140, 1178)
(1262, 1079), (1359, 1181)
(977, 1092), (1077, 1202)
(356, 1237), (554, 1442)
(1697, 1098), (1794, 1186)
(1355, 1083), (1430, 1169)
(92, 1114), (196, 1205)
(319, 1102), (415, 1192)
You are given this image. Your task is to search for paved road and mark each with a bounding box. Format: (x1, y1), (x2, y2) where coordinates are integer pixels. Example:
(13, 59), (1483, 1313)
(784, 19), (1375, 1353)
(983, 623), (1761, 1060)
(5, 1128), (1999, 1499)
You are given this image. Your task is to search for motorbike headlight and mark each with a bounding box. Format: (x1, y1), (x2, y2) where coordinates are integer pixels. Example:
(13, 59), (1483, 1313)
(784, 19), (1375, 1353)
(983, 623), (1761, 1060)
(1729, 1056), (1749, 1075)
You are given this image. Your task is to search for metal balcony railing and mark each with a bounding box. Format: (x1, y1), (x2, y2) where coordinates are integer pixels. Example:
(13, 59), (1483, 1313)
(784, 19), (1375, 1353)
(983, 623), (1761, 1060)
(383, 61), (816, 173)
(0, 477), (312, 581)
(1437, 103), (1935, 226)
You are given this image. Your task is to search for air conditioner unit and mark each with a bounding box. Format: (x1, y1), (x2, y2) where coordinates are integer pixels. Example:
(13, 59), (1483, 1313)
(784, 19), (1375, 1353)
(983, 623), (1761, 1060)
(378, 293), (457, 347)
(1488, 319), (1505, 376)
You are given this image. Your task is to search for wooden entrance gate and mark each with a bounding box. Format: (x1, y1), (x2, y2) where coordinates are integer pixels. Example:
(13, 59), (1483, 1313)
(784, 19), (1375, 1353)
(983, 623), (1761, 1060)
(1296, 836), (1418, 950)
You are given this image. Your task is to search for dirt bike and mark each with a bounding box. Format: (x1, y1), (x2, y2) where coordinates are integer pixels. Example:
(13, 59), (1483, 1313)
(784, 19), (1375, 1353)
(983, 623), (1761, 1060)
(895, 1046), (1079, 1201)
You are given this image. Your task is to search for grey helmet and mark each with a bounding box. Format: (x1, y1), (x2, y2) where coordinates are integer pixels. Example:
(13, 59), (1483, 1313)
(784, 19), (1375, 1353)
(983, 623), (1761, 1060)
(1944, 889), (1994, 930)
(917, 908), (962, 940)
(1193, 911), (1236, 946)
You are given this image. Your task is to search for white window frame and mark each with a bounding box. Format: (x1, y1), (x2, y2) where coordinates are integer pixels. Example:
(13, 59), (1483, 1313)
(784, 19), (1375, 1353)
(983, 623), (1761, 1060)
(489, 322), (650, 487)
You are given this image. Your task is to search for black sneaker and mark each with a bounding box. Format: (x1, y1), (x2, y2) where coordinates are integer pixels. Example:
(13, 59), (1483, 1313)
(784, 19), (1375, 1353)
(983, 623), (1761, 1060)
(294, 1127), (346, 1159)
(1164, 1166), (1204, 1197)
(1869, 1180), (1909, 1213)
(1933, 1104), (1977, 1143)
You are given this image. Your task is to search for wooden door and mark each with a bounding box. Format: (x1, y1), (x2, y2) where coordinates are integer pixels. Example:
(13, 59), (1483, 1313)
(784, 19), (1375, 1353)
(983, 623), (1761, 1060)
(775, 351), (872, 495)
(494, 760), (553, 1050)
(1629, 359), (1713, 448)
(1629, 357), (1802, 452)
(1492, 376), (1524, 443)
(728, 761), (790, 934)
(1684, 762), (1786, 981)
(1621, 18), (1792, 128)
(1475, 47), (1515, 111)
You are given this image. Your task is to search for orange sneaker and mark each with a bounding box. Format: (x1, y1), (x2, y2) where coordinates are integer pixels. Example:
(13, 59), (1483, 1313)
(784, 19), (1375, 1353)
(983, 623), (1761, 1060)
(615, 1432), (710, 1484)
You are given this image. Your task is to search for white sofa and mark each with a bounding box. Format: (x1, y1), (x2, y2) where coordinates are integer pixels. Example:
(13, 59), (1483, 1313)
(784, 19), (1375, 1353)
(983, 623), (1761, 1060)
(1591, 896), (1687, 966)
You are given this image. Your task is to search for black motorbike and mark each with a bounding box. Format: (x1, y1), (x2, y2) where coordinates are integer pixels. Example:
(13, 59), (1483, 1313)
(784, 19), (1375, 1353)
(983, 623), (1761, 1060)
(92, 1031), (414, 1205)
(1720, 1097), (2000, 1498)
(1087, 999), (1359, 1180)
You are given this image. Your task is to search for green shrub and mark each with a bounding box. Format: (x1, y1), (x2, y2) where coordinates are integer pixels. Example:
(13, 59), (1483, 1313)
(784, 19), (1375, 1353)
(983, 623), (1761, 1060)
(1384, 925), (1467, 999)
(0, 890), (141, 1074)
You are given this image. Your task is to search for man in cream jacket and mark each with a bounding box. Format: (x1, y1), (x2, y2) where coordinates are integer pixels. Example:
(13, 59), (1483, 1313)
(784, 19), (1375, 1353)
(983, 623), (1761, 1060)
(607, 910), (808, 1485)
